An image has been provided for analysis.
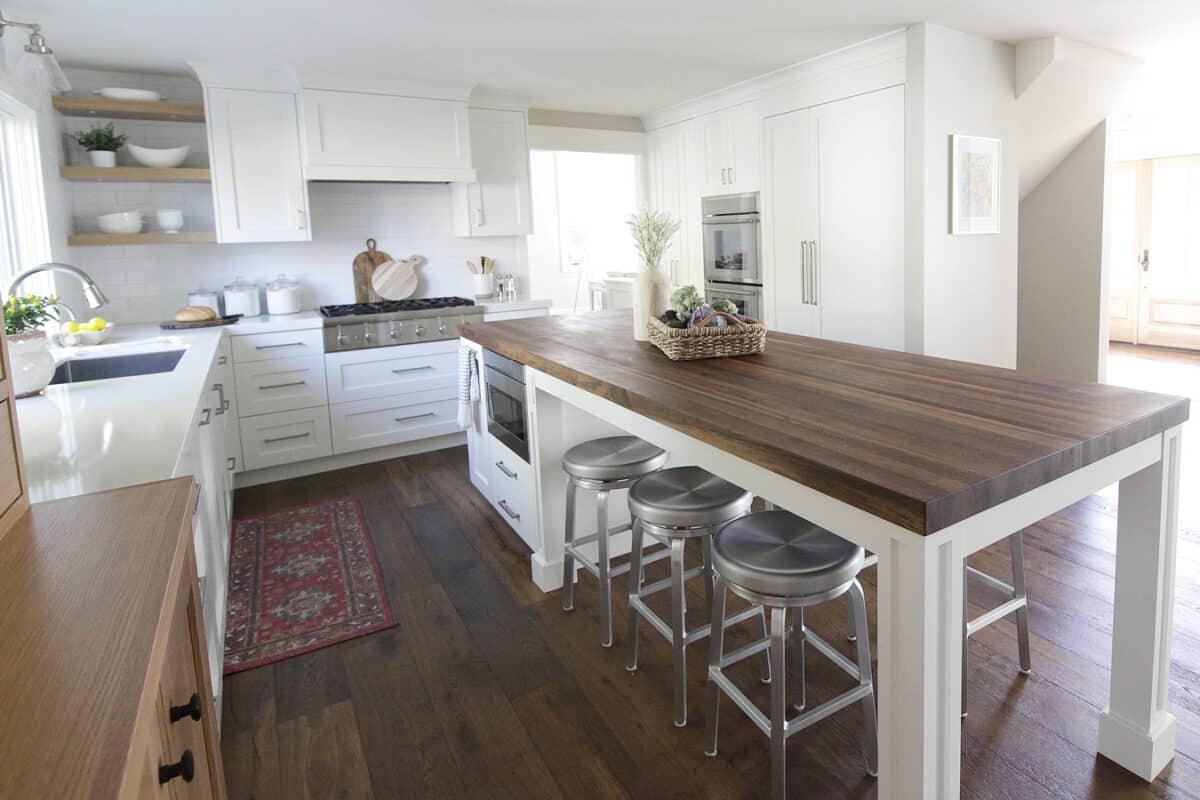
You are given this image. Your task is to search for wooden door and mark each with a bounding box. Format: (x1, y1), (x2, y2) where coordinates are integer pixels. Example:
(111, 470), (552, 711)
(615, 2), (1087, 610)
(762, 108), (818, 335)
(813, 85), (905, 350)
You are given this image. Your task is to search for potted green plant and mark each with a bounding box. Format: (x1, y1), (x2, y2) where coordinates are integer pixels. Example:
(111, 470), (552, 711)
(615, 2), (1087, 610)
(3, 294), (58, 397)
(626, 209), (681, 341)
(71, 123), (127, 168)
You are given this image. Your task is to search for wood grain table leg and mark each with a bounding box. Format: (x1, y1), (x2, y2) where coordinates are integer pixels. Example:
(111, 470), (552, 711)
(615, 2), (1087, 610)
(1099, 425), (1182, 779)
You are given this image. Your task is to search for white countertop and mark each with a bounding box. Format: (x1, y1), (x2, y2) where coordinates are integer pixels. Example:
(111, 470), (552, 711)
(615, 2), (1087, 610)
(478, 298), (553, 314)
(14, 311), (323, 504)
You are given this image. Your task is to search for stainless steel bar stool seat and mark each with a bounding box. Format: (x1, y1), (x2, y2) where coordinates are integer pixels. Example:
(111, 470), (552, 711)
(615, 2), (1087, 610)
(624, 467), (768, 727)
(561, 436), (668, 647)
(705, 510), (878, 800)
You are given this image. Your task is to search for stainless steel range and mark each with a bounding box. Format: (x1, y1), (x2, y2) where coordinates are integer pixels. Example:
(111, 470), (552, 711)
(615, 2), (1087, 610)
(319, 297), (484, 352)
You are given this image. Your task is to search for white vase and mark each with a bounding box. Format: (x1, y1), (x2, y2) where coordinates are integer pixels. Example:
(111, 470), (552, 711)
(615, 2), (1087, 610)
(89, 150), (116, 168)
(7, 331), (56, 398)
(633, 266), (672, 341)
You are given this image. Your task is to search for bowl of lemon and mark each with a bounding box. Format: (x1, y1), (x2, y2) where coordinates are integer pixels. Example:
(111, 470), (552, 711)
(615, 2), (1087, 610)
(60, 317), (112, 345)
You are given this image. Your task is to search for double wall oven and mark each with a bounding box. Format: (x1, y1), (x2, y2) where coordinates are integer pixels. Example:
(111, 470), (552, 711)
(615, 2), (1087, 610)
(702, 192), (763, 320)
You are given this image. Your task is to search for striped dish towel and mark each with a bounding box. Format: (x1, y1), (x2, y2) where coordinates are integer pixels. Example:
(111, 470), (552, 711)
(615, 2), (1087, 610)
(457, 343), (480, 429)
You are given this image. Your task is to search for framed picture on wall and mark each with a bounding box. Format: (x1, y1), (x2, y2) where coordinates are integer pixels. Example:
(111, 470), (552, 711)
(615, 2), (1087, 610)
(950, 134), (1001, 235)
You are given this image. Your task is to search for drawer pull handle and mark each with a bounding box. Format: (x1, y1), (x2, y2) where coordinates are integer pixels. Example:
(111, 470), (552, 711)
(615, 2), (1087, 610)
(169, 693), (203, 723)
(395, 411), (436, 423)
(495, 461), (517, 479)
(255, 342), (306, 350)
(227, 456), (236, 471)
(217, 355), (228, 365)
(259, 380), (306, 390)
(159, 750), (195, 785)
(263, 432), (311, 444)
(391, 365), (433, 374)
(198, 407), (211, 426)
(213, 383), (226, 415)
(498, 499), (520, 520)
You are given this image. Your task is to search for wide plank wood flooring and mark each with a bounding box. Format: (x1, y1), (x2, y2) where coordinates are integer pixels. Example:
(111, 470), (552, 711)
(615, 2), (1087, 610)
(223, 446), (1200, 799)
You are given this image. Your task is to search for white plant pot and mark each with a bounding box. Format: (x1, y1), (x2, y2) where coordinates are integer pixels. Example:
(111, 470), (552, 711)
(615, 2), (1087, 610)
(7, 331), (56, 398)
(88, 150), (117, 168)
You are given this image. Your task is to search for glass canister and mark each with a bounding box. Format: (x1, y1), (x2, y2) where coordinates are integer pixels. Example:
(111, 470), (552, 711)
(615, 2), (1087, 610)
(222, 276), (262, 317)
(265, 274), (303, 315)
(186, 288), (222, 316)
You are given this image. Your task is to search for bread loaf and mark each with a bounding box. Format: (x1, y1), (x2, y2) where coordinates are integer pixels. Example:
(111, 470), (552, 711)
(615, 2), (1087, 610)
(175, 306), (217, 322)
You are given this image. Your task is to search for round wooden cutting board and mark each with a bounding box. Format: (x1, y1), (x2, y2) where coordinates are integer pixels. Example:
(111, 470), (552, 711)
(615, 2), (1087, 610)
(371, 255), (426, 300)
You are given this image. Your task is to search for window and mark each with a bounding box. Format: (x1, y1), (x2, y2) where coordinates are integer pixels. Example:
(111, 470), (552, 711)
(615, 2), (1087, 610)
(0, 89), (53, 297)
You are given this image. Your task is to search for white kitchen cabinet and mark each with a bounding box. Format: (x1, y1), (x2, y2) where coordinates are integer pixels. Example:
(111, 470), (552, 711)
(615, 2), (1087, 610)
(700, 101), (760, 195)
(463, 344), (491, 497)
(485, 430), (536, 549)
(230, 328), (324, 363)
(325, 340), (457, 404)
(763, 85), (904, 349)
(330, 394), (459, 454)
(646, 122), (698, 288)
(205, 87), (311, 244)
(302, 89), (475, 182)
(451, 108), (532, 237)
(239, 407), (334, 471)
(234, 356), (328, 417)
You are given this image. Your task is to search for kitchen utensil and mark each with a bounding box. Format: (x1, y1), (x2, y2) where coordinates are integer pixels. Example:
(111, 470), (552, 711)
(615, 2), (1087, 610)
(266, 274), (303, 315)
(352, 239), (393, 302)
(466, 260), (480, 274)
(222, 276), (261, 317)
(159, 314), (243, 330)
(186, 289), (221, 316)
(482, 256), (495, 273)
(128, 143), (189, 168)
(371, 255), (425, 300)
(95, 88), (163, 102)
(156, 208), (183, 233)
(96, 210), (143, 234)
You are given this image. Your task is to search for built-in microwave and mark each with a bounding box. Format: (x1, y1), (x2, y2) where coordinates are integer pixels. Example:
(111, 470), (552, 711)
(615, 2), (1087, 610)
(484, 349), (529, 462)
(705, 281), (763, 321)
(702, 192), (761, 285)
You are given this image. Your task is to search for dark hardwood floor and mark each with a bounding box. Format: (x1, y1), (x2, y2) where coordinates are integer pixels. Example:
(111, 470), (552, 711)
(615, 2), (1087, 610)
(222, 446), (1200, 799)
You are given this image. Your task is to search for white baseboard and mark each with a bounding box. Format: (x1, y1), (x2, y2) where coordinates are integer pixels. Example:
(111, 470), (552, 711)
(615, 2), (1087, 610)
(234, 432), (466, 488)
(1098, 709), (1177, 780)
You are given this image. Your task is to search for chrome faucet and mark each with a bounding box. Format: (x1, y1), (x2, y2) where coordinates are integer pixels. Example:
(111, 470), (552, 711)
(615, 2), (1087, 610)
(6, 262), (109, 312)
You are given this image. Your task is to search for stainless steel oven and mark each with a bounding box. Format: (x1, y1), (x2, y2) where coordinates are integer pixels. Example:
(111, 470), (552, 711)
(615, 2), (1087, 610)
(705, 281), (763, 321)
(702, 192), (761, 285)
(484, 349), (529, 462)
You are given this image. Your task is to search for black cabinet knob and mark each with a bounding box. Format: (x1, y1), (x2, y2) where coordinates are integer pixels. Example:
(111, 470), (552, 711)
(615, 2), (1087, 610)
(169, 693), (202, 723)
(159, 750), (195, 784)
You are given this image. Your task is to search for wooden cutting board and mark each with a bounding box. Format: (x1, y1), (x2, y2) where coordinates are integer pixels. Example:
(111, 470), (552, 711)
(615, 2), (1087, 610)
(371, 255), (426, 300)
(159, 314), (243, 330)
(352, 239), (392, 302)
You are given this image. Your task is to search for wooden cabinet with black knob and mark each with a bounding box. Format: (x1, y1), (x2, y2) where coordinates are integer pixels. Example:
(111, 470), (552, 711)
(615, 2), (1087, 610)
(0, 478), (226, 798)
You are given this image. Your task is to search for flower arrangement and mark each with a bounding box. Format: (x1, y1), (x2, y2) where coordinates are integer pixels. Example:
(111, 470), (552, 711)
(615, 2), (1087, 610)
(626, 209), (680, 272)
(4, 294), (59, 337)
(71, 123), (127, 152)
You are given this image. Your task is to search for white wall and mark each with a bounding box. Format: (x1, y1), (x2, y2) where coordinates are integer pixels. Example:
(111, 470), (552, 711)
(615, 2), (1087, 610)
(51, 67), (528, 323)
(1017, 121), (1111, 381)
(906, 24), (1020, 368)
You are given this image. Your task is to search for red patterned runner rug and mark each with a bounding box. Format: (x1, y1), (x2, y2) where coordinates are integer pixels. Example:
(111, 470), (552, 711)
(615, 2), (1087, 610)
(223, 497), (395, 674)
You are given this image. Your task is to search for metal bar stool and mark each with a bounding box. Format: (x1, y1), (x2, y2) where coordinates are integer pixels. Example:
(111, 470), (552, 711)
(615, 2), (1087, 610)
(846, 531), (1031, 716)
(705, 510), (878, 800)
(624, 466), (771, 727)
(561, 436), (669, 647)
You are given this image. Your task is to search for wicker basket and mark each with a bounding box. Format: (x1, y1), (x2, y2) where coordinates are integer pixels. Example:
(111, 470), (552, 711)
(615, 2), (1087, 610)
(647, 313), (766, 360)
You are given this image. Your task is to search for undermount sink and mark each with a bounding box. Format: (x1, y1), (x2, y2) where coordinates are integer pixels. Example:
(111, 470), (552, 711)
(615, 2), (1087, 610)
(49, 350), (186, 386)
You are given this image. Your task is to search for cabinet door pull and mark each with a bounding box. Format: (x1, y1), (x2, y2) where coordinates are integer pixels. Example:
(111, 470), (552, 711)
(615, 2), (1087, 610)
(394, 411), (436, 423)
(227, 456), (236, 471)
(391, 365), (433, 374)
(495, 460), (517, 479)
(297, 208), (307, 230)
(255, 342), (305, 350)
(729, 166), (735, 184)
(800, 241), (809, 304)
(263, 432), (311, 444)
(498, 499), (520, 520)
(169, 693), (203, 723)
(475, 208), (485, 227)
(213, 383), (226, 415)
(159, 750), (195, 785)
(198, 407), (212, 426)
(217, 355), (228, 365)
(258, 380), (306, 390)
(811, 239), (819, 305)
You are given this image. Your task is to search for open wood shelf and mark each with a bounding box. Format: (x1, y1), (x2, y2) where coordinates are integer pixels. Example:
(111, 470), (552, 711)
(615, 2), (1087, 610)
(59, 166), (211, 183)
(52, 95), (205, 123)
(68, 231), (216, 247)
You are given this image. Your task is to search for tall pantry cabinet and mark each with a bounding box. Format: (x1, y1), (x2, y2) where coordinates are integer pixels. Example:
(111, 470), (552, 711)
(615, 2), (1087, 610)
(762, 85), (905, 350)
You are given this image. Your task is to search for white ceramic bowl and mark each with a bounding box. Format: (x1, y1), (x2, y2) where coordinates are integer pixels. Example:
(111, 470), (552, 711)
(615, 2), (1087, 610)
(95, 88), (162, 102)
(128, 143), (189, 168)
(77, 324), (114, 346)
(96, 211), (143, 235)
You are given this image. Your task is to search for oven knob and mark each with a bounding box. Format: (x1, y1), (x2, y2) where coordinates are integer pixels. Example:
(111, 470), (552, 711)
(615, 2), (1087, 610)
(414, 324), (425, 337)
(389, 325), (398, 340)
(362, 323), (373, 342)
(437, 319), (447, 335)
(335, 325), (346, 345)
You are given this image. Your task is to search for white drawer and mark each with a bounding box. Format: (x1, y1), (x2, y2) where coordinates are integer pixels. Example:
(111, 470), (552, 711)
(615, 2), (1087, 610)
(239, 407), (333, 470)
(325, 341), (458, 404)
(234, 356), (328, 417)
(486, 434), (536, 548)
(330, 394), (460, 454)
(230, 329), (324, 363)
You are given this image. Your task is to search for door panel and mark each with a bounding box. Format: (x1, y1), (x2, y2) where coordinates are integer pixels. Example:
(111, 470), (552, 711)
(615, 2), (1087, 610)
(1140, 157), (1200, 349)
(762, 109), (818, 335)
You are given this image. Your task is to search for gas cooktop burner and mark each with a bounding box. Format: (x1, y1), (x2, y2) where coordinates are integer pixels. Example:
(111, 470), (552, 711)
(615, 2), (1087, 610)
(319, 297), (476, 318)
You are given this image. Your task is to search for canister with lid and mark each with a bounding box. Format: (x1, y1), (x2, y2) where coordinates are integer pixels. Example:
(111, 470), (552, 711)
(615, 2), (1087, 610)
(265, 274), (303, 315)
(222, 276), (262, 317)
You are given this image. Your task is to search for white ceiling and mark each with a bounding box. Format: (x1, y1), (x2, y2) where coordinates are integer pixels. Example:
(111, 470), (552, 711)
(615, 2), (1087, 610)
(12, 0), (1200, 115)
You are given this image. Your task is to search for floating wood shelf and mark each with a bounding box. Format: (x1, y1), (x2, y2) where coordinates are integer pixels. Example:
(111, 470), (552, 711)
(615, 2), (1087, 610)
(59, 166), (212, 183)
(53, 95), (205, 123)
(68, 231), (216, 246)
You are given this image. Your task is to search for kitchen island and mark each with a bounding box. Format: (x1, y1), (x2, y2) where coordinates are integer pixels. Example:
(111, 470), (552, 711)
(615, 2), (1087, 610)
(460, 310), (1189, 800)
